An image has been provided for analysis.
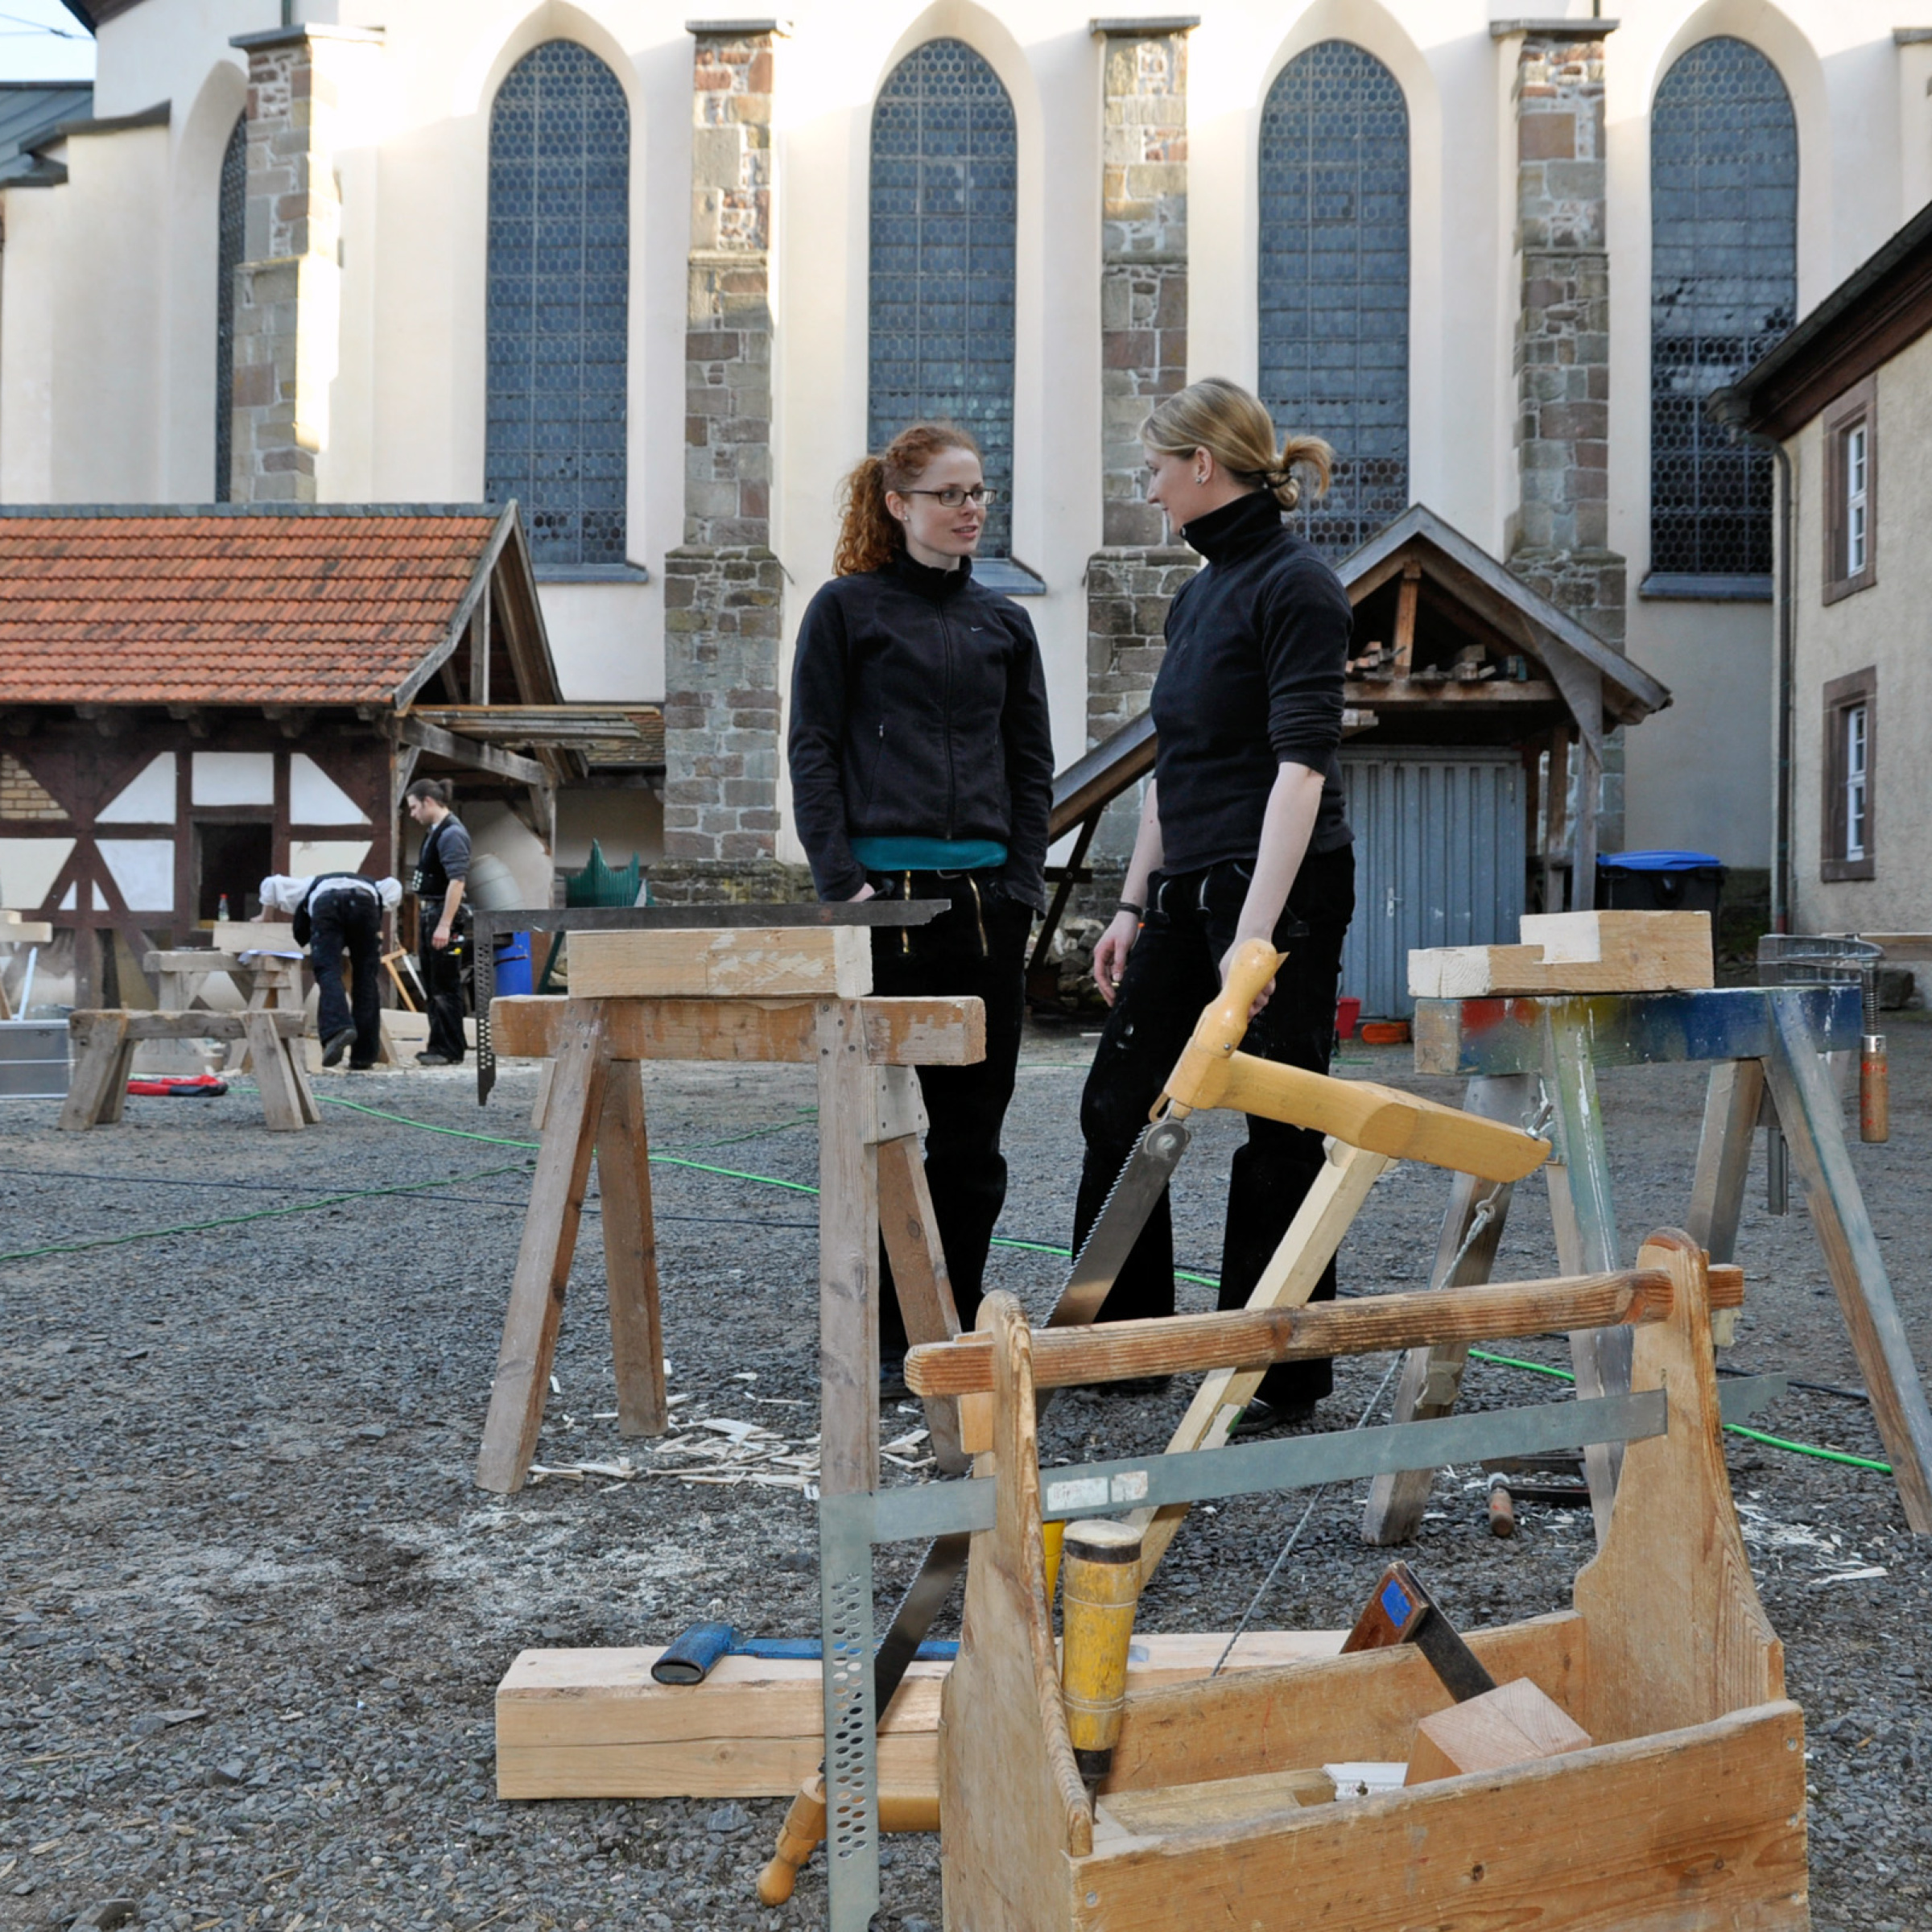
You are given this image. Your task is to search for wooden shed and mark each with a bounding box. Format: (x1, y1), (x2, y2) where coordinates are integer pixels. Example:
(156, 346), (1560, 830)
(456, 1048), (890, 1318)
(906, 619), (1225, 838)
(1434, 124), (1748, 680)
(0, 503), (576, 1004)
(1336, 506), (1671, 1017)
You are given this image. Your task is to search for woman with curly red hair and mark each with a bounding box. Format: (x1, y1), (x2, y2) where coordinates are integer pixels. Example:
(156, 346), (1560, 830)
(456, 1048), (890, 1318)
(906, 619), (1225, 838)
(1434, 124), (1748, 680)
(789, 423), (1055, 1389)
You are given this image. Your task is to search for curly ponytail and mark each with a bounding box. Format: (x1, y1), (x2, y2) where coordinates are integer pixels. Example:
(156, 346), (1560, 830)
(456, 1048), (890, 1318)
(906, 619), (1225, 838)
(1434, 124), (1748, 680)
(832, 423), (982, 575)
(1141, 378), (1333, 513)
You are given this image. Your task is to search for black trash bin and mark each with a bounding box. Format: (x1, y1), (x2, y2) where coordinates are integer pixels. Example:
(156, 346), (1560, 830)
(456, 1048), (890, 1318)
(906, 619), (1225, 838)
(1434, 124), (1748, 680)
(1595, 849), (1727, 914)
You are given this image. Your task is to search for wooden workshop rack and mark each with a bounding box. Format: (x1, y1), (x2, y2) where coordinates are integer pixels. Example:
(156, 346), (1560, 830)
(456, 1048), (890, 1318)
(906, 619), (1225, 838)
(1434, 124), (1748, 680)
(1364, 979), (1932, 1537)
(473, 906), (985, 1497)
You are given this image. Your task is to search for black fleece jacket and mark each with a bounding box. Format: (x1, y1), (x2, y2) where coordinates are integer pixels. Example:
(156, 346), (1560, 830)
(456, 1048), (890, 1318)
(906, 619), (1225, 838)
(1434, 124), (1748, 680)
(788, 553), (1055, 908)
(1150, 489), (1353, 874)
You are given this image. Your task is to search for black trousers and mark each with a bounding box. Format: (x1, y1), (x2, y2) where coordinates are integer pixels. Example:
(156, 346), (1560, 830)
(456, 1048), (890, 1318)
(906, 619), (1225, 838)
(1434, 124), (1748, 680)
(1074, 843), (1355, 1405)
(309, 890), (383, 1066)
(417, 903), (467, 1063)
(866, 871), (1032, 1358)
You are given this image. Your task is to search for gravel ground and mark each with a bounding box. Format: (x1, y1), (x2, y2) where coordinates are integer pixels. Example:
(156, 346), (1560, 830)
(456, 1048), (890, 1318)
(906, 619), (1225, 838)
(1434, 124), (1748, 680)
(3, 1013), (1929, 1931)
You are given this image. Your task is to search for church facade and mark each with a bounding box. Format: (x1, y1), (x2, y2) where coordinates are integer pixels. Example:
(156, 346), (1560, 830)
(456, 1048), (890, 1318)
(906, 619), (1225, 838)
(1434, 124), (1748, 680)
(2, 0), (1922, 895)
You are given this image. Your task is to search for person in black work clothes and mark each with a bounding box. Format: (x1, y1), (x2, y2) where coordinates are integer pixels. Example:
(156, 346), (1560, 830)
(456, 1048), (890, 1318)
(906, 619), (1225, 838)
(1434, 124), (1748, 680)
(405, 778), (471, 1067)
(258, 870), (404, 1069)
(790, 422), (1055, 1390)
(1076, 378), (1356, 1433)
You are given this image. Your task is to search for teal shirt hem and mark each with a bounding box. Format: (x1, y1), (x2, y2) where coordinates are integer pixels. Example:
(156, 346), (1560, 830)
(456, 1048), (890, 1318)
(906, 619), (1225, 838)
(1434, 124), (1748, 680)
(849, 836), (1007, 872)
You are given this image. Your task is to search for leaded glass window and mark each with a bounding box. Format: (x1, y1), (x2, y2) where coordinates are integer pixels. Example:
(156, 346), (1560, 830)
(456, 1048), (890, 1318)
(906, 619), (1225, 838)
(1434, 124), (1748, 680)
(487, 40), (630, 570)
(1259, 41), (1409, 558)
(214, 114), (246, 503)
(869, 39), (1018, 558)
(1650, 38), (1796, 580)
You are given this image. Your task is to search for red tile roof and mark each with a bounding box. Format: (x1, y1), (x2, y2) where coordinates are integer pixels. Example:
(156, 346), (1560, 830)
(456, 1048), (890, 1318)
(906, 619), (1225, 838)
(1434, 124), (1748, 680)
(0, 512), (504, 706)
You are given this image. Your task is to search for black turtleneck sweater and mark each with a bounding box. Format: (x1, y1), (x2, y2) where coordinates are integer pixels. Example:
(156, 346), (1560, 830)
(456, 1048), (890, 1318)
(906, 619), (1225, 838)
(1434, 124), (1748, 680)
(788, 551), (1055, 907)
(1149, 490), (1353, 874)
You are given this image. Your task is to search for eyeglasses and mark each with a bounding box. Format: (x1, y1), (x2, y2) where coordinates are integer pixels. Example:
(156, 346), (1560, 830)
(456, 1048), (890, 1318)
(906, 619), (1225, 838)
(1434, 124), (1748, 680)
(901, 485), (998, 508)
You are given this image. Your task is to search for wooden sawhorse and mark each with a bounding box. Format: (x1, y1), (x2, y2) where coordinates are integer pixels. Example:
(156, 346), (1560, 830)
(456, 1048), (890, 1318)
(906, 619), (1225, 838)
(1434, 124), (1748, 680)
(60, 1008), (319, 1132)
(1364, 983), (1932, 1538)
(474, 923), (985, 1496)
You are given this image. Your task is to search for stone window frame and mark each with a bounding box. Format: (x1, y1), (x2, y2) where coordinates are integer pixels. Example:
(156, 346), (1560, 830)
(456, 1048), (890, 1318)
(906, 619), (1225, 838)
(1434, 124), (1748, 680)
(1821, 378), (1877, 605)
(1820, 666), (1876, 883)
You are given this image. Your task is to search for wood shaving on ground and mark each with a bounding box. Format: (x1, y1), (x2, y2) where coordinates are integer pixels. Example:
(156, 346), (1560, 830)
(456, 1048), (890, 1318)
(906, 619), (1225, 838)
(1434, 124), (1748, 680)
(528, 1414), (823, 1490)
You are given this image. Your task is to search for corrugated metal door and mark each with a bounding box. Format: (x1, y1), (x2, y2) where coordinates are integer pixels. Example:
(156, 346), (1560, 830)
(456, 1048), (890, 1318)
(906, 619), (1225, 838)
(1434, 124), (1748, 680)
(1339, 747), (1525, 1018)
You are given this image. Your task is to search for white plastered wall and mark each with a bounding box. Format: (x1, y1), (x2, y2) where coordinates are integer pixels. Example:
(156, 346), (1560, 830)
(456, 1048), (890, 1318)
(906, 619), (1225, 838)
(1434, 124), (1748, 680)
(2, 0), (1923, 877)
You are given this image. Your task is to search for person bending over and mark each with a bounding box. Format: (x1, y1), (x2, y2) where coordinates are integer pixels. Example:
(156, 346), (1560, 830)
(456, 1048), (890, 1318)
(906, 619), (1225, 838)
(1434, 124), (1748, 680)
(259, 869), (404, 1069)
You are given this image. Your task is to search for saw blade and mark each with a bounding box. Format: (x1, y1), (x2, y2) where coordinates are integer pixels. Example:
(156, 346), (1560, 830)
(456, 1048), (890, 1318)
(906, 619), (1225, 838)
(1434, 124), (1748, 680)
(867, 1113), (1191, 1715)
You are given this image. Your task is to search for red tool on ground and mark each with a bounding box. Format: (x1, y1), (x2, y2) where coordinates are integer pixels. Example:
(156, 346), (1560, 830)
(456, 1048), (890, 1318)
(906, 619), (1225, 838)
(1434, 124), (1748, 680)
(126, 1075), (229, 1098)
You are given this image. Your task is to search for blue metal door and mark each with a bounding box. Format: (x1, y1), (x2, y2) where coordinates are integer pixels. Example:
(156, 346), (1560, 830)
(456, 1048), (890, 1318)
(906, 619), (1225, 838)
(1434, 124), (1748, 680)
(1339, 747), (1525, 1018)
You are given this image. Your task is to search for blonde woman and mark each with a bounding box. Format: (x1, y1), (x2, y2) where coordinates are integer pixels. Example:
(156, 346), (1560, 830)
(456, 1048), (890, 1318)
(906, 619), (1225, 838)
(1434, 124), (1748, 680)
(789, 423), (1054, 1389)
(1075, 377), (1355, 1430)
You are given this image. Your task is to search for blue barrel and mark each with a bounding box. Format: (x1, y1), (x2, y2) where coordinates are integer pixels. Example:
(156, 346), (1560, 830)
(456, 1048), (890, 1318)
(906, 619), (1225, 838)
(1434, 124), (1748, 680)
(493, 931), (533, 996)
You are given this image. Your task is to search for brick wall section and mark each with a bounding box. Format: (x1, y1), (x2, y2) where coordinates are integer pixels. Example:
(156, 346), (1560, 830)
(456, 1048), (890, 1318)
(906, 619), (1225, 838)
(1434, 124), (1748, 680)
(1087, 26), (1198, 869)
(229, 32), (345, 504)
(663, 28), (785, 870)
(1509, 31), (1627, 849)
(1, 752), (65, 820)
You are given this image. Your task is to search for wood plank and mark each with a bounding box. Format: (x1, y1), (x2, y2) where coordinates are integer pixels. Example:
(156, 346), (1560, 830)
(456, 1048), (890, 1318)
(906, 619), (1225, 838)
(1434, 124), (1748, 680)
(493, 1633), (1344, 1799)
(1409, 910), (1714, 999)
(1103, 1616), (1585, 1793)
(906, 1267), (1703, 1397)
(58, 1013), (130, 1130)
(1573, 1233), (1785, 1742)
(398, 713), (546, 786)
(596, 1059), (667, 1439)
(569, 927), (872, 1001)
(875, 1124), (968, 1475)
(816, 1001), (880, 1496)
(489, 993), (985, 1067)
(1363, 1075), (1532, 1545)
(1072, 1703), (1807, 1932)
(476, 1013), (609, 1495)
(1403, 1676), (1591, 1785)
(1758, 1003), (1932, 1531)
(1132, 1142), (1390, 1578)
(244, 1011), (303, 1132)
(65, 1009), (304, 1042)
(1096, 1765), (1335, 1837)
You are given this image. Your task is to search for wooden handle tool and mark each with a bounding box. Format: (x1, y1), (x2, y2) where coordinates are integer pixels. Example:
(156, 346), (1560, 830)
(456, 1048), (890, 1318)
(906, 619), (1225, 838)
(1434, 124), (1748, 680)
(753, 1772), (942, 1905)
(1059, 1519), (1145, 1790)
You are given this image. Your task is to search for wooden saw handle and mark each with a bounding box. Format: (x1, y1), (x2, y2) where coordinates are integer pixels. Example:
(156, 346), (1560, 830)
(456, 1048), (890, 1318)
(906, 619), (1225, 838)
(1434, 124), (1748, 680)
(756, 1773), (827, 1905)
(1154, 938), (1282, 1120)
(753, 1773), (943, 1905)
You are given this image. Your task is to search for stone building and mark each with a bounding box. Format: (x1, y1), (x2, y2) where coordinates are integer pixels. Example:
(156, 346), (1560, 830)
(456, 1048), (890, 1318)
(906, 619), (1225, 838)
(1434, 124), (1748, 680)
(1719, 194), (1932, 938)
(1, 0), (1924, 909)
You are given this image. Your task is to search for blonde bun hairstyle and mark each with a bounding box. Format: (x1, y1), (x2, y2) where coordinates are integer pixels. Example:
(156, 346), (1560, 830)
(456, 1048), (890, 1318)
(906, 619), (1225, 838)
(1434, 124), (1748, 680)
(1141, 377), (1333, 513)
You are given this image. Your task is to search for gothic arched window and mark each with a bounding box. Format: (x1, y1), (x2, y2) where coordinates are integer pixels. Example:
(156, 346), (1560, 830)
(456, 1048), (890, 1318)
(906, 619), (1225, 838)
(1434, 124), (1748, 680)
(214, 114), (246, 502)
(869, 39), (1018, 559)
(1649, 37), (1797, 583)
(1259, 41), (1410, 557)
(487, 40), (630, 569)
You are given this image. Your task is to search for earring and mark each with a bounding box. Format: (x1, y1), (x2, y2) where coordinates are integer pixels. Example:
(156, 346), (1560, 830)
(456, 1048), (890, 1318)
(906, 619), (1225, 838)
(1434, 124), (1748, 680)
(1195, 472), (1206, 485)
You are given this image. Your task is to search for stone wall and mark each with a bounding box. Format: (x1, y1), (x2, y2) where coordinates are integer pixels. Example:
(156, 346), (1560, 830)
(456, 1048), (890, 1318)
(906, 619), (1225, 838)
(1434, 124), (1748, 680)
(228, 28), (357, 503)
(662, 27), (785, 876)
(1508, 29), (1627, 854)
(1085, 24), (1198, 872)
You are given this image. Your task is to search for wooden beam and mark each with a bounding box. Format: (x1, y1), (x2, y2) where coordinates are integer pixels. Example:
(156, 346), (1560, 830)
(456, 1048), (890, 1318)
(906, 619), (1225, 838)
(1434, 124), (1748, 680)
(568, 927), (873, 1001)
(398, 714), (546, 786)
(1391, 562), (1421, 675)
(907, 1265), (1744, 1397)
(489, 993), (986, 1067)
(469, 580), (492, 708)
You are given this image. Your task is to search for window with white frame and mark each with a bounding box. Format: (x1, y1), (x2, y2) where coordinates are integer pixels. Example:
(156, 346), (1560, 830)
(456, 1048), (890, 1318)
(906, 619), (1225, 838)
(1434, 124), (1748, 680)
(1822, 668), (1876, 881)
(1843, 703), (1868, 862)
(1844, 427), (1868, 577)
